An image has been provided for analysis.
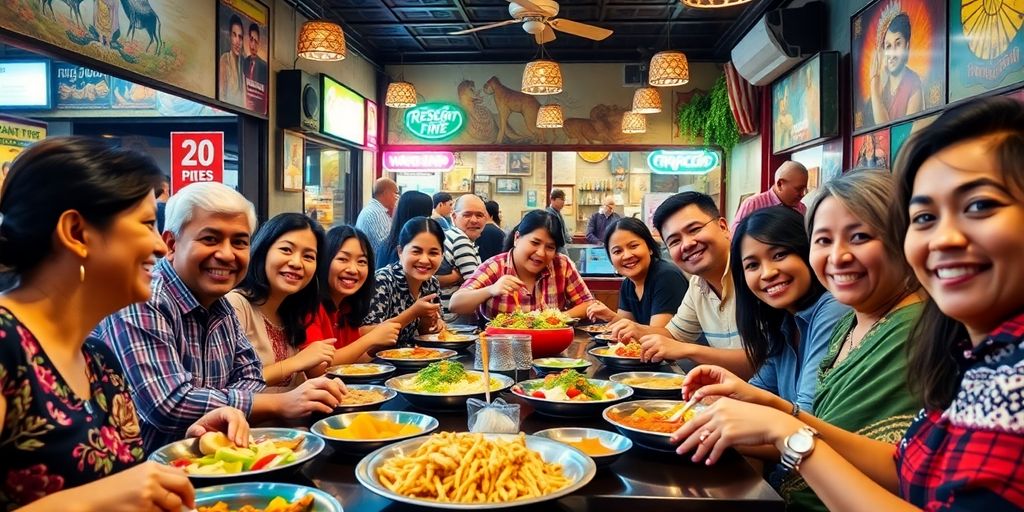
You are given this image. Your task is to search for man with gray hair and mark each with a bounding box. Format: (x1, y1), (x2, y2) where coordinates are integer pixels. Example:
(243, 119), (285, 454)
(731, 160), (808, 232)
(438, 194), (487, 320)
(585, 195), (621, 245)
(97, 182), (347, 452)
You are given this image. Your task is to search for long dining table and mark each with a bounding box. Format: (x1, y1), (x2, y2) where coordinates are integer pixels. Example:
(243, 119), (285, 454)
(265, 331), (784, 511)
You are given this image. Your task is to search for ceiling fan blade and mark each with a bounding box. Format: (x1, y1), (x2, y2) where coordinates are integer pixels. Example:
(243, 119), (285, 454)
(535, 25), (556, 44)
(449, 19), (521, 35)
(506, 0), (547, 15)
(548, 18), (613, 41)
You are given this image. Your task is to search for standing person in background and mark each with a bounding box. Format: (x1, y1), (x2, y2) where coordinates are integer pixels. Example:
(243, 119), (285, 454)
(431, 192), (453, 230)
(438, 195), (487, 321)
(732, 161), (809, 232)
(585, 195), (621, 245)
(546, 189), (573, 254)
(355, 177), (399, 250)
(477, 200), (505, 262)
(375, 190), (433, 268)
(156, 175), (170, 234)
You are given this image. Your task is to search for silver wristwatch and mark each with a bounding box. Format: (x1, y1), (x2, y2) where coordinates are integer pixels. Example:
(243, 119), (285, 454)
(780, 426), (818, 472)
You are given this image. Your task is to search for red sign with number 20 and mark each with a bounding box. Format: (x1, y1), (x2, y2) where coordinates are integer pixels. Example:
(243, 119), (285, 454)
(170, 131), (224, 194)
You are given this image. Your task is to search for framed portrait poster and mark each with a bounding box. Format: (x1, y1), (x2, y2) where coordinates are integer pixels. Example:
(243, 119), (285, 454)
(495, 178), (522, 194)
(851, 0), (946, 133)
(949, 1), (1024, 103)
(508, 152), (532, 175)
(851, 128), (891, 171)
(772, 52), (840, 154)
(217, 0), (270, 116)
(442, 166), (473, 193)
(280, 130), (303, 192)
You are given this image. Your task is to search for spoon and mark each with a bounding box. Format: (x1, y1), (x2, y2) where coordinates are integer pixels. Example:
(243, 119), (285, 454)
(668, 395), (701, 422)
(472, 334), (514, 432)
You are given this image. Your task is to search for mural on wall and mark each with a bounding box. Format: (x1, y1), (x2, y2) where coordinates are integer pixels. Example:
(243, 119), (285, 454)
(851, 0), (946, 132)
(852, 128), (891, 170)
(387, 63), (720, 146)
(217, 0), (269, 115)
(1, 0), (216, 98)
(949, 0), (1024, 102)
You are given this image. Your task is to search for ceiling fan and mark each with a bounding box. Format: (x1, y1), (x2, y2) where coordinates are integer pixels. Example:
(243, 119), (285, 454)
(449, 0), (613, 44)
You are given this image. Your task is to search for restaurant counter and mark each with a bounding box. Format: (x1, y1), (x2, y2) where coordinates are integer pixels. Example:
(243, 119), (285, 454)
(259, 331), (783, 511)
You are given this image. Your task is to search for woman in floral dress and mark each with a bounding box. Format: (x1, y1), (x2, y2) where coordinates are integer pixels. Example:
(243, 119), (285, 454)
(0, 137), (248, 511)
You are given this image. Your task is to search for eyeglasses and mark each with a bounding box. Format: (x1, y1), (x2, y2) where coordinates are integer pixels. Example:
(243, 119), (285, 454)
(666, 217), (719, 248)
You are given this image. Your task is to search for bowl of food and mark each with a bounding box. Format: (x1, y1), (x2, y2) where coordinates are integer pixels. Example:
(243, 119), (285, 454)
(602, 400), (703, 452)
(149, 428), (323, 480)
(325, 363), (396, 384)
(576, 323), (610, 336)
(532, 357), (591, 375)
(511, 370), (632, 417)
(589, 342), (662, 370)
(355, 432), (595, 509)
(485, 309), (576, 357)
(385, 360), (514, 410)
(591, 333), (617, 345)
(609, 372), (686, 399)
(331, 384), (397, 413)
(194, 482), (341, 512)
(311, 411), (438, 454)
(412, 329), (477, 351)
(533, 427), (632, 468)
(375, 347), (458, 370)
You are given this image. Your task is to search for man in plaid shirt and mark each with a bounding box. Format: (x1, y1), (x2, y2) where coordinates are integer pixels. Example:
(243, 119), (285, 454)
(97, 183), (346, 452)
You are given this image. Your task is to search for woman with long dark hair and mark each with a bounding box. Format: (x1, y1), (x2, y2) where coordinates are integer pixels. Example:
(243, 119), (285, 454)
(227, 213), (334, 388)
(450, 209), (595, 319)
(670, 96), (1024, 511)
(731, 206), (849, 413)
(375, 190), (433, 268)
(305, 225), (400, 365)
(586, 217), (687, 328)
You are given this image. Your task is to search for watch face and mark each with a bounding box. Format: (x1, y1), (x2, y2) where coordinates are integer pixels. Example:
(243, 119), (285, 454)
(789, 432), (814, 452)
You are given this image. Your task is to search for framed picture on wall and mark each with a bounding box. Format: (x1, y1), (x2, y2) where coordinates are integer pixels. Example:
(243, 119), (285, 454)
(610, 152), (630, 174)
(473, 181), (490, 200)
(526, 190), (538, 208)
(948, 2), (1024, 102)
(628, 174), (649, 206)
(217, 0), (270, 116)
(474, 173), (490, 183)
(442, 166), (473, 192)
(851, 128), (891, 171)
(495, 177), (522, 194)
(772, 52), (840, 154)
(508, 152), (532, 175)
(889, 113), (938, 163)
(280, 129), (304, 192)
(791, 144), (823, 196)
(477, 152), (508, 175)
(851, 0), (946, 133)
(821, 138), (843, 185)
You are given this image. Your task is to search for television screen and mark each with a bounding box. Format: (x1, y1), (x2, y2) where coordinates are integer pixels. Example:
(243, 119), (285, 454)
(0, 60), (51, 109)
(321, 75), (365, 145)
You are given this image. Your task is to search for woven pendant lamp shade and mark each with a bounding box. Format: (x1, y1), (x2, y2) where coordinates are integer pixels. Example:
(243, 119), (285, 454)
(537, 104), (564, 128)
(632, 87), (662, 114)
(649, 50), (689, 87)
(385, 81), (418, 108)
(682, 0), (753, 7)
(621, 111), (647, 134)
(297, 21), (346, 62)
(521, 59), (563, 95)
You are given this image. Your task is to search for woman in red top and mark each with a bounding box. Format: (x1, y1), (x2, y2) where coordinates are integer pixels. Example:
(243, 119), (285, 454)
(669, 97), (1024, 511)
(305, 226), (399, 367)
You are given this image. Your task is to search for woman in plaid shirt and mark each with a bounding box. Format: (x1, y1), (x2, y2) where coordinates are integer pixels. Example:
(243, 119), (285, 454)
(450, 210), (595, 320)
(668, 97), (1024, 511)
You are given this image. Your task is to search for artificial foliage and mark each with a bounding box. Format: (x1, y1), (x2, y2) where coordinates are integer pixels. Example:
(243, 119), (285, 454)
(676, 75), (740, 155)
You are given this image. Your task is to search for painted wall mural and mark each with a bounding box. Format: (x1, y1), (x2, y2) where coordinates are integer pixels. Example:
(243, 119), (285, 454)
(1, 0), (216, 98)
(386, 62), (721, 146)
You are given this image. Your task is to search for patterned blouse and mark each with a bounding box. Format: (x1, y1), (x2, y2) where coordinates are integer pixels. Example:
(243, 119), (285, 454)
(896, 312), (1024, 510)
(0, 307), (144, 509)
(365, 262), (441, 344)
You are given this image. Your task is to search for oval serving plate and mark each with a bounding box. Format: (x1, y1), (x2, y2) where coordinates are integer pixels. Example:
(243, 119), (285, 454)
(194, 482), (341, 512)
(148, 427), (323, 481)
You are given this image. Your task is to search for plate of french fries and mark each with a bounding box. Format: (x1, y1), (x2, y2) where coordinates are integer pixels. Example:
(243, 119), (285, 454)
(355, 431), (595, 509)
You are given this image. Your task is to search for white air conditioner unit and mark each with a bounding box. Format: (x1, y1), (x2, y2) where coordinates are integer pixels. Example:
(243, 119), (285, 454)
(731, 2), (822, 86)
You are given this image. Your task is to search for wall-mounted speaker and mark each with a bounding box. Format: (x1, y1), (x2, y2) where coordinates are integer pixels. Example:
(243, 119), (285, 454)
(277, 69), (320, 133)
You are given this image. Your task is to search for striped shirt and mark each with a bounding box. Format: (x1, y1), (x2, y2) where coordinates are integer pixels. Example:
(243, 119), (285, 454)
(441, 226), (481, 302)
(731, 188), (806, 232)
(667, 272), (742, 349)
(95, 259), (265, 453)
(461, 251), (594, 319)
(355, 198), (391, 248)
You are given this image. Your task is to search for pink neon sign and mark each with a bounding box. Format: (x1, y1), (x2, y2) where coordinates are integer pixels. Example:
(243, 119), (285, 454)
(383, 151), (456, 172)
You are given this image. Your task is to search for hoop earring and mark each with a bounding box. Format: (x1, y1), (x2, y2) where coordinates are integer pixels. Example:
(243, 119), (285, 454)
(79, 264), (86, 283)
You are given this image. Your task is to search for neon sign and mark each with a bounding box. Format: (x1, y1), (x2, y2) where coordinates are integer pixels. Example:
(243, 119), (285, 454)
(647, 149), (720, 174)
(405, 103), (466, 141)
(383, 151), (456, 172)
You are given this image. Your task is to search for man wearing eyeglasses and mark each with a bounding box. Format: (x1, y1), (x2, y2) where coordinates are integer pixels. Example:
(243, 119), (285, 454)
(608, 191), (752, 378)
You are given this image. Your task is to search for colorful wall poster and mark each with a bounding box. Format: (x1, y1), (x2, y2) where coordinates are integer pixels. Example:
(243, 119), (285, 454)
(889, 113), (938, 164)
(852, 128), (892, 170)
(949, 0), (1024, 102)
(772, 52), (839, 153)
(851, 0), (946, 132)
(0, 114), (47, 195)
(217, 0), (269, 115)
(791, 145), (823, 197)
(54, 62), (110, 109)
(821, 139), (843, 184)
(281, 130), (303, 192)
(110, 77), (158, 109)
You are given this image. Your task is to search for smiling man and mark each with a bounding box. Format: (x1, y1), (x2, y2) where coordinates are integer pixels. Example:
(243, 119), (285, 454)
(609, 191), (752, 377)
(438, 194), (487, 320)
(98, 183), (346, 452)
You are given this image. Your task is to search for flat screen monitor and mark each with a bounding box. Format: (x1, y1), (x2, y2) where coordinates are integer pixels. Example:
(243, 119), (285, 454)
(0, 60), (51, 109)
(321, 75), (365, 146)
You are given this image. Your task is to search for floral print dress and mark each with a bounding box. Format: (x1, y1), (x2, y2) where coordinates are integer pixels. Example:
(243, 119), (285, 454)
(0, 307), (144, 509)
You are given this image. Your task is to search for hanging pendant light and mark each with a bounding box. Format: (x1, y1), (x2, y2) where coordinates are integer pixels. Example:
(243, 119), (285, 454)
(632, 86), (662, 114)
(385, 81), (418, 108)
(537, 104), (564, 128)
(682, 0), (753, 7)
(621, 111), (647, 134)
(297, 20), (346, 62)
(649, 50), (689, 87)
(521, 59), (563, 95)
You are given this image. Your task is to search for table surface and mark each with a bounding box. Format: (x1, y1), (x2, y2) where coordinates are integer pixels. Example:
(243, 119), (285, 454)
(269, 332), (783, 511)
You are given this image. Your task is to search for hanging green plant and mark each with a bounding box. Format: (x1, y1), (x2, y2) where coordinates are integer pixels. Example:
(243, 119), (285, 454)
(676, 75), (741, 155)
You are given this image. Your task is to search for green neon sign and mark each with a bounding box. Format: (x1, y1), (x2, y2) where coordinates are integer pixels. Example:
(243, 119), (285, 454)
(647, 149), (720, 174)
(405, 103), (466, 141)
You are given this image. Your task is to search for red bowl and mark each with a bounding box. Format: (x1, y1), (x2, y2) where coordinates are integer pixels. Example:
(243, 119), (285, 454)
(484, 326), (574, 357)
